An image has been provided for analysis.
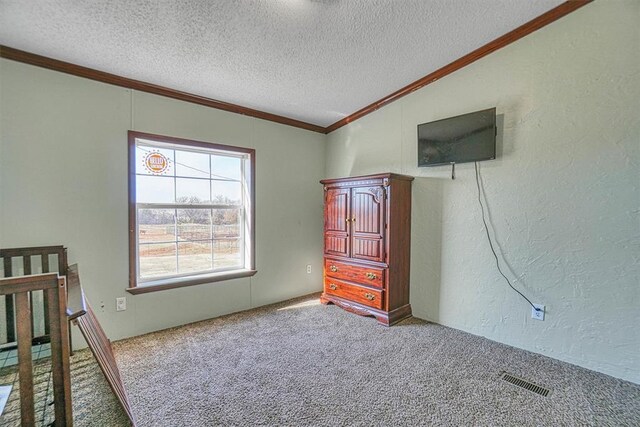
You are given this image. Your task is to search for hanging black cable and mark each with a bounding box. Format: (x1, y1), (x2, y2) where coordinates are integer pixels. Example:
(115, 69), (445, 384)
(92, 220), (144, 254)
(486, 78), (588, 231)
(474, 162), (540, 312)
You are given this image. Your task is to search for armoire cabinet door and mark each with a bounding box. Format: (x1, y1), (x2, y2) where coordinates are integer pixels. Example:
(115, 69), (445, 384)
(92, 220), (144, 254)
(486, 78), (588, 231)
(350, 186), (386, 263)
(324, 187), (350, 257)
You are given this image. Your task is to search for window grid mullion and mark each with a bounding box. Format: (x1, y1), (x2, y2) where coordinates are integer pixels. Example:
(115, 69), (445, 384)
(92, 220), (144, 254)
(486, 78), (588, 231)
(136, 172), (239, 182)
(133, 137), (251, 285)
(210, 154), (214, 271)
(137, 203), (241, 210)
(172, 148), (178, 274)
(210, 209), (215, 270)
(209, 154), (212, 203)
(138, 141), (247, 159)
(239, 159), (244, 269)
(174, 208), (178, 274)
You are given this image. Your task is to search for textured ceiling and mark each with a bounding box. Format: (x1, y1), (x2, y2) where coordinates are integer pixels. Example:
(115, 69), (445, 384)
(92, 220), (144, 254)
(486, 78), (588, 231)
(0, 0), (564, 127)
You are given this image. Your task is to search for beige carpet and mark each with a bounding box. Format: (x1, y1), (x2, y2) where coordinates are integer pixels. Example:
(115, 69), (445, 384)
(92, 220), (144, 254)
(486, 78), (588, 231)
(0, 349), (128, 426)
(2, 294), (639, 426)
(112, 294), (639, 427)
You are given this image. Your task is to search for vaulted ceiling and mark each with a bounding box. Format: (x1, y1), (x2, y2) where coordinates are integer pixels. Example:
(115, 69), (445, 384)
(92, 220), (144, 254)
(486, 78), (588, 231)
(1, 1), (569, 129)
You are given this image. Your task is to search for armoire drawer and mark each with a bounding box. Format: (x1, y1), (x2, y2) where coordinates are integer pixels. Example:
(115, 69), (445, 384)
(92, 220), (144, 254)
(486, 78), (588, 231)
(324, 258), (385, 288)
(324, 278), (383, 310)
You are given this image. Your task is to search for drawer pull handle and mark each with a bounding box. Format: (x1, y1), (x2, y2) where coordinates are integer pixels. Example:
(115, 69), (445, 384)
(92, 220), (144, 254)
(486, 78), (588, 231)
(345, 218), (351, 222)
(330, 265), (338, 272)
(329, 283), (338, 290)
(366, 272), (378, 280)
(364, 293), (375, 301)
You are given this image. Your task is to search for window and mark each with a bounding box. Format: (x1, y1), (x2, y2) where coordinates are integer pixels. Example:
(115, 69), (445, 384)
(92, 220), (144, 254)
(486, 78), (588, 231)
(127, 131), (255, 294)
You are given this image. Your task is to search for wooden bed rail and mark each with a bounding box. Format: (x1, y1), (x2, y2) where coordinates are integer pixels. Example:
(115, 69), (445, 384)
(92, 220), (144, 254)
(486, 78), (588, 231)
(1, 245), (68, 346)
(1, 247), (135, 426)
(0, 273), (73, 426)
(67, 264), (136, 426)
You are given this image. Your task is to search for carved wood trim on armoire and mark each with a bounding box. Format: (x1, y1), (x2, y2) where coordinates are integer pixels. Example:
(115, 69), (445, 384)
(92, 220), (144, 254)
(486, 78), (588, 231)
(320, 173), (413, 326)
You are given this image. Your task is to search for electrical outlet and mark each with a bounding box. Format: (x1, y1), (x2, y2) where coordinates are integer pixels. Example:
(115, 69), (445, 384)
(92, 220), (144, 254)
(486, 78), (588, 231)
(306, 264), (312, 274)
(99, 301), (105, 313)
(531, 304), (545, 321)
(116, 297), (127, 312)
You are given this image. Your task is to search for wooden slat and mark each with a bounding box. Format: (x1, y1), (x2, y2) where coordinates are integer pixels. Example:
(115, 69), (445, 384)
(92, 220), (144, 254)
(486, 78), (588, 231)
(41, 253), (50, 273)
(75, 300), (136, 426)
(78, 310), (126, 401)
(0, 245), (66, 258)
(42, 253), (51, 337)
(3, 257), (16, 343)
(15, 291), (35, 426)
(0, 271), (72, 426)
(22, 256), (32, 275)
(55, 248), (68, 338)
(1, 246), (68, 344)
(5, 294), (15, 343)
(3, 256), (12, 277)
(0, 273), (60, 295)
(47, 278), (73, 427)
(58, 249), (68, 277)
(0, 260), (73, 426)
(23, 256), (37, 337)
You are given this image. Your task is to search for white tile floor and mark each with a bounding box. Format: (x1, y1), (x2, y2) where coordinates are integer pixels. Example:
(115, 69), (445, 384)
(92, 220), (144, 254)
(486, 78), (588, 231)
(0, 344), (51, 368)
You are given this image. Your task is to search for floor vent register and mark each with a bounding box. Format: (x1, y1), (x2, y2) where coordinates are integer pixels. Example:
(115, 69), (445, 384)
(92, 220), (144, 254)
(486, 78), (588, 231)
(501, 372), (551, 397)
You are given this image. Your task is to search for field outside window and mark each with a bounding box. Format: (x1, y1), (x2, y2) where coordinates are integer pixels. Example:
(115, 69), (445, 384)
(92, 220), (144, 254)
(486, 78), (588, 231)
(128, 132), (255, 291)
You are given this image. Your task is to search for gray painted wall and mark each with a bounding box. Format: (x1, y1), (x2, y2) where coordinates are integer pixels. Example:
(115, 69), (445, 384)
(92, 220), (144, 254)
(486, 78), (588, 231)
(0, 60), (326, 342)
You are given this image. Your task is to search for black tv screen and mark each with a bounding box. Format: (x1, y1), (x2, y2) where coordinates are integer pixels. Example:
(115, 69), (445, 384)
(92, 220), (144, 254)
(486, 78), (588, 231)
(417, 108), (496, 167)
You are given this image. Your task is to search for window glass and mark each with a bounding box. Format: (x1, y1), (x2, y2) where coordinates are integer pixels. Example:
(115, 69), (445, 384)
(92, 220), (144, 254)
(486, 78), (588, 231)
(137, 176), (175, 204)
(212, 181), (242, 205)
(178, 241), (213, 273)
(175, 150), (209, 179)
(176, 178), (211, 204)
(214, 239), (241, 270)
(130, 132), (254, 289)
(139, 243), (177, 278)
(212, 209), (240, 238)
(177, 209), (212, 241)
(139, 209), (176, 243)
(211, 155), (241, 180)
(136, 145), (175, 176)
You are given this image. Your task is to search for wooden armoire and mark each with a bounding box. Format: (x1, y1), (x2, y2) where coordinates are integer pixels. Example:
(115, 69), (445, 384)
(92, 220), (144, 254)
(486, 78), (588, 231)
(320, 173), (413, 326)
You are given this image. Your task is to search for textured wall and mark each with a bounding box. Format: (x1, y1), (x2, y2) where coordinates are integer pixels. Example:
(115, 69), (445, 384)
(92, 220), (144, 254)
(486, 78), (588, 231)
(0, 60), (326, 341)
(0, 0), (637, 385)
(326, 1), (639, 383)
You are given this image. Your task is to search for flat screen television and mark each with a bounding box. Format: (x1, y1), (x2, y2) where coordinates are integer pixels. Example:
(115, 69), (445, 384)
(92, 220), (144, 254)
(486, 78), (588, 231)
(417, 107), (496, 167)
